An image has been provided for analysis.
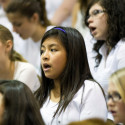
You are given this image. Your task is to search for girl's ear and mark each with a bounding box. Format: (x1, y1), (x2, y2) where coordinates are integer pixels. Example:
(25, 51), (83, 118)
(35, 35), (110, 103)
(31, 13), (39, 23)
(5, 40), (13, 53)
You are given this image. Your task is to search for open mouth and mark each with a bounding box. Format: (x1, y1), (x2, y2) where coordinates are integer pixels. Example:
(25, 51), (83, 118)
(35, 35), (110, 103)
(43, 63), (51, 71)
(90, 27), (96, 35)
(110, 110), (117, 116)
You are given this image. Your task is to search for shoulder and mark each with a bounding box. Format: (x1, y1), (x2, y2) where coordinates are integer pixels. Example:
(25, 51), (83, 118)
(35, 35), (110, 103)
(114, 38), (125, 56)
(84, 80), (104, 95)
(73, 80), (104, 102)
(15, 61), (37, 73)
(115, 38), (125, 49)
(84, 80), (102, 91)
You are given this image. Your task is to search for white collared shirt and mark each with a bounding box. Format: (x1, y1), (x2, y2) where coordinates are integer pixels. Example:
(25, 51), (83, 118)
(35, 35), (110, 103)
(85, 36), (125, 95)
(40, 80), (107, 125)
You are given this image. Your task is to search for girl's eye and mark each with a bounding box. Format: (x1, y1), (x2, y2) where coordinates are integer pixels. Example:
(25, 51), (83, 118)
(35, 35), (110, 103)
(14, 23), (22, 27)
(51, 49), (57, 52)
(41, 50), (44, 55)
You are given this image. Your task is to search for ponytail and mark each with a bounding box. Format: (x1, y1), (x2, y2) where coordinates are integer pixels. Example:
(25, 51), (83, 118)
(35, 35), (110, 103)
(38, 0), (50, 26)
(10, 50), (27, 62)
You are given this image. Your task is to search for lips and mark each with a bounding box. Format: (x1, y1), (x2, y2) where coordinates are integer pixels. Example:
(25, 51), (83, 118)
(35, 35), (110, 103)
(110, 110), (117, 116)
(89, 25), (96, 36)
(42, 63), (51, 72)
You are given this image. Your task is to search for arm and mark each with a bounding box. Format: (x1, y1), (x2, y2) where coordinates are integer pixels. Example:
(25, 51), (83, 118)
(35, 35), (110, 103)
(50, 0), (77, 25)
(71, 1), (80, 27)
(80, 81), (107, 121)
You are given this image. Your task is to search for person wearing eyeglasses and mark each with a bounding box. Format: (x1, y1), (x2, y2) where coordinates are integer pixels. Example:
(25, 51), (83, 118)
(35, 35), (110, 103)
(84, 0), (125, 106)
(84, 0), (125, 120)
(107, 68), (125, 124)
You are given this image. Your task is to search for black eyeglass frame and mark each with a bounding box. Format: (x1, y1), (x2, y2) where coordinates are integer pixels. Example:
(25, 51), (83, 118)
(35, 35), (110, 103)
(107, 92), (121, 102)
(87, 9), (106, 20)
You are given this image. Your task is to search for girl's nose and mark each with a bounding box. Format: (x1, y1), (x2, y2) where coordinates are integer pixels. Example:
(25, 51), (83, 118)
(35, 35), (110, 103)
(87, 16), (93, 24)
(107, 98), (115, 107)
(13, 26), (17, 33)
(42, 51), (49, 61)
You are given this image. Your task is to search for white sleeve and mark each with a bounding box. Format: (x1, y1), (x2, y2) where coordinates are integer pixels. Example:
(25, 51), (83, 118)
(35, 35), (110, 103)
(80, 81), (107, 121)
(15, 64), (40, 93)
(117, 44), (125, 69)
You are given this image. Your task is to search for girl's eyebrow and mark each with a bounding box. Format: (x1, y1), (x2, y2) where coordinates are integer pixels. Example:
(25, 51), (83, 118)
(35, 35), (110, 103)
(41, 43), (59, 48)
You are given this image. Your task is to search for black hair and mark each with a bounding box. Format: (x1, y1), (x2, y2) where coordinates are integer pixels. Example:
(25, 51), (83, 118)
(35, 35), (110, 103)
(84, 0), (125, 66)
(0, 80), (44, 125)
(35, 26), (93, 117)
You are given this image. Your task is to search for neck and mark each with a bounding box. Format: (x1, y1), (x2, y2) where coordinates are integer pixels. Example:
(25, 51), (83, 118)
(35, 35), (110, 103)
(32, 24), (46, 42)
(50, 80), (60, 102)
(0, 60), (15, 80)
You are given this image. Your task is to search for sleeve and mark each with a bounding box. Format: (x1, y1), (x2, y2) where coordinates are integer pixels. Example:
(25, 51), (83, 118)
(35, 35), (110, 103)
(116, 44), (125, 69)
(80, 81), (107, 121)
(16, 63), (40, 93)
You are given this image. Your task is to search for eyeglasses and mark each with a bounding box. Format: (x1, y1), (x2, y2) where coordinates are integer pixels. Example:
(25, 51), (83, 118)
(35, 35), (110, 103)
(87, 9), (106, 19)
(107, 92), (121, 102)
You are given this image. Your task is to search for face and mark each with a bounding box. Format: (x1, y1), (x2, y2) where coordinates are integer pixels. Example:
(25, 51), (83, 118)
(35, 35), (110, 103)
(0, 93), (4, 124)
(108, 82), (125, 124)
(0, 39), (13, 66)
(0, 0), (11, 10)
(87, 3), (108, 40)
(41, 37), (67, 80)
(7, 12), (37, 40)
(0, 41), (7, 64)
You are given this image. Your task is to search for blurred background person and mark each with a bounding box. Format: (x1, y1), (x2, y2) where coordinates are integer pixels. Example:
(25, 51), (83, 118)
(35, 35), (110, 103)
(72, 0), (92, 37)
(108, 68), (125, 124)
(0, 0), (27, 57)
(0, 24), (40, 93)
(84, 0), (125, 120)
(5, 0), (53, 76)
(45, 0), (77, 26)
(0, 80), (45, 125)
(84, 0), (125, 98)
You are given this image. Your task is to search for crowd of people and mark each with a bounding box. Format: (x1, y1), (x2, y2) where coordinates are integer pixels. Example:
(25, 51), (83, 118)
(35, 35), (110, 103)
(0, 0), (125, 125)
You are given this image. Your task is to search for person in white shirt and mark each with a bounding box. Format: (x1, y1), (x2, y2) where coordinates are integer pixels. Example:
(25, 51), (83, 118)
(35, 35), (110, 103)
(84, 0), (125, 96)
(4, 0), (53, 76)
(84, 0), (125, 120)
(108, 68), (125, 124)
(0, 3), (27, 60)
(35, 26), (107, 125)
(0, 24), (40, 93)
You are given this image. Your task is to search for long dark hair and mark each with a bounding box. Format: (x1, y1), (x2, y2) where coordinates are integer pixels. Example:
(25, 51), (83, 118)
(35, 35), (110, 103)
(0, 80), (44, 125)
(85, 0), (125, 66)
(5, 0), (50, 27)
(35, 26), (93, 117)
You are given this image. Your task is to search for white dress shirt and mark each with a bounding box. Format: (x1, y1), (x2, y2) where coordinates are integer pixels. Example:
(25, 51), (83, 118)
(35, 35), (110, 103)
(40, 80), (107, 125)
(85, 37), (125, 95)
